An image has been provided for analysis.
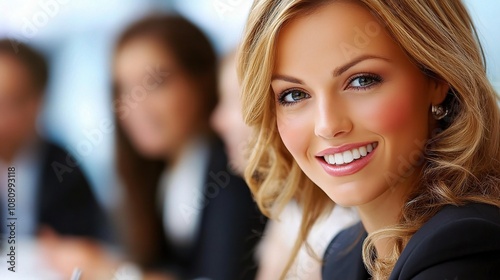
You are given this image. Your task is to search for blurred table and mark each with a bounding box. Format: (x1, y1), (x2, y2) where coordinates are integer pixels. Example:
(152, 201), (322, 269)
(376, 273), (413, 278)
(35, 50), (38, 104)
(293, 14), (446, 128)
(0, 237), (64, 280)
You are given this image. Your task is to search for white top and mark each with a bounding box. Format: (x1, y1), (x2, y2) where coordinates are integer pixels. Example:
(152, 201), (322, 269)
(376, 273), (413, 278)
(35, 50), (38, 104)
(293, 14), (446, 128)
(159, 137), (211, 246)
(257, 201), (359, 280)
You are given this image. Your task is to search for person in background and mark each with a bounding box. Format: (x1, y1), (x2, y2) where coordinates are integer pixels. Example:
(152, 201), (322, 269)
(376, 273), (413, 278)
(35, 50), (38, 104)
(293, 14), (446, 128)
(40, 15), (265, 280)
(111, 14), (264, 280)
(211, 50), (358, 280)
(0, 39), (109, 243)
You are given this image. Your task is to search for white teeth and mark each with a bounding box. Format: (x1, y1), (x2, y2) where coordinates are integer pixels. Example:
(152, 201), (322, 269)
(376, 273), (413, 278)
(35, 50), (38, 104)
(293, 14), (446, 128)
(328, 154), (335, 165)
(359, 146), (367, 156)
(322, 142), (377, 165)
(343, 150), (354, 164)
(366, 144), (373, 153)
(352, 148), (361, 159)
(334, 153), (344, 165)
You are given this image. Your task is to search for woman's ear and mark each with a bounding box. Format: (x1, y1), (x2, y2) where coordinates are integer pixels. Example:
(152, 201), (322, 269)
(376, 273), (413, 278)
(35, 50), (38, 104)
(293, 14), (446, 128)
(430, 78), (450, 105)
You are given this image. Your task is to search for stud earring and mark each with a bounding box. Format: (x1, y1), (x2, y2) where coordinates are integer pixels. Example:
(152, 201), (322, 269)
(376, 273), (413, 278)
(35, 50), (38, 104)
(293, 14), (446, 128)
(431, 104), (449, 120)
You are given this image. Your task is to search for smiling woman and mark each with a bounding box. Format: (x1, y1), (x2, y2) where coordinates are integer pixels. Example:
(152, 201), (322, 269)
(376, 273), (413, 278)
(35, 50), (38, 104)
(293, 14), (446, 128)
(238, 0), (500, 279)
(271, 2), (448, 210)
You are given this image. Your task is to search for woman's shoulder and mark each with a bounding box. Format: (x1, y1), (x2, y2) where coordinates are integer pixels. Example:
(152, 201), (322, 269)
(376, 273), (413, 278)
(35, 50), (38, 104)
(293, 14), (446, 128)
(404, 203), (500, 247)
(322, 222), (370, 280)
(391, 203), (500, 280)
(428, 202), (500, 224)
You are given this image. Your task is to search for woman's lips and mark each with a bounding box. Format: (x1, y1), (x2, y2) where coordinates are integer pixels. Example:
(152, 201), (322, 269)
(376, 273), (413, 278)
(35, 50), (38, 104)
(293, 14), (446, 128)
(316, 142), (378, 176)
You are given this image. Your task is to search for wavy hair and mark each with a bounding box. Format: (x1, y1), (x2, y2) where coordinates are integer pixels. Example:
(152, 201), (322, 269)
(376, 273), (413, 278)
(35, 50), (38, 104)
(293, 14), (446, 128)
(238, 0), (500, 278)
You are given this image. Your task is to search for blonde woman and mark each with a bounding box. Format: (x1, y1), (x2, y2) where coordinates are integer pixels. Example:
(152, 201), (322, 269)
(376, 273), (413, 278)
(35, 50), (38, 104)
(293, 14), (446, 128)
(238, 0), (500, 279)
(211, 50), (358, 280)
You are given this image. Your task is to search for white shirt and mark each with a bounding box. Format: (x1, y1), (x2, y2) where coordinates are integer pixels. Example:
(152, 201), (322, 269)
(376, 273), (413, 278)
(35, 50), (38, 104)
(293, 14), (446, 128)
(159, 137), (211, 246)
(257, 201), (359, 280)
(0, 139), (42, 238)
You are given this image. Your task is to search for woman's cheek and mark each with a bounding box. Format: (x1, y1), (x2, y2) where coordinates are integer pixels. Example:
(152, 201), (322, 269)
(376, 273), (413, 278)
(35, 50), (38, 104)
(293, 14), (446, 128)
(354, 89), (430, 175)
(277, 111), (310, 158)
(356, 90), (417, 134)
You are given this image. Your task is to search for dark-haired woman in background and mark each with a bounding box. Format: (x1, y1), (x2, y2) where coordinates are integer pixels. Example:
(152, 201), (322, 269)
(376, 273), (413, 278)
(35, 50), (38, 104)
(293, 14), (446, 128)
(110, 14), (264, 280)
(43, 14), (264, 280)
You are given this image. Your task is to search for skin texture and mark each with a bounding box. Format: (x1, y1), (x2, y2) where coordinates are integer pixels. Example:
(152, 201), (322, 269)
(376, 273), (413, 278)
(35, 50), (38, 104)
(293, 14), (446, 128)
(271, 2), (448, 253)
(210, 53), (251, 174)
(0, 54), (42, 162)
(114, 38), (205, 161)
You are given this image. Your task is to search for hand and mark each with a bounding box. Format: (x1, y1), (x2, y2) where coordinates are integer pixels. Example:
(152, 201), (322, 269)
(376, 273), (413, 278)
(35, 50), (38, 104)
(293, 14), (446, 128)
(38, 227), (121, 280)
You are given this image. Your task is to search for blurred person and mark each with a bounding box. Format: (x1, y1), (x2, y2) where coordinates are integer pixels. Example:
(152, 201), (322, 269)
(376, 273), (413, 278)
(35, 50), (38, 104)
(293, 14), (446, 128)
(210, 51), (251, 175)
(211, 50), (358, 280)
(42, 14), (265, 280)
(0, 39), (109, 241)
(112, 14), (265, 280)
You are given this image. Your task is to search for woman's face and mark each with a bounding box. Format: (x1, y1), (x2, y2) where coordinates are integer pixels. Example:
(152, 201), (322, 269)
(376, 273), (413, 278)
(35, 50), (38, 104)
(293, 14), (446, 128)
(0, 54), (42, 158)
(114, 38), (204, 158)
(271, 2), (447, 207)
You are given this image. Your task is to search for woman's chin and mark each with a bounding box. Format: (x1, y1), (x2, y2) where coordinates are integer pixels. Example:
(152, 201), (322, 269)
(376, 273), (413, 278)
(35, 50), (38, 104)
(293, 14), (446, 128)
(319, 181), (379, 208)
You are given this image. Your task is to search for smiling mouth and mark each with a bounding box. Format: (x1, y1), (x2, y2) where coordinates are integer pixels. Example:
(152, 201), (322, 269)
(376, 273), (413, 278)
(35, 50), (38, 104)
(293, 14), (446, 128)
(319, 142), (378, 166)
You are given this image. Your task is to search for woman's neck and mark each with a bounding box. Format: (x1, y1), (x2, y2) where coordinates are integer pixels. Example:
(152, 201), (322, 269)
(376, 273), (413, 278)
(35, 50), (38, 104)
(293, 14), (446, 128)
(356, 176), (416, 258)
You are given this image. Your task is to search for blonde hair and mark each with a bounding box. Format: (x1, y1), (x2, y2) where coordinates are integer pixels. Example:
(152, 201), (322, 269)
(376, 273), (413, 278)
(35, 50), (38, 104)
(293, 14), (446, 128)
(238, 0), (500, 279)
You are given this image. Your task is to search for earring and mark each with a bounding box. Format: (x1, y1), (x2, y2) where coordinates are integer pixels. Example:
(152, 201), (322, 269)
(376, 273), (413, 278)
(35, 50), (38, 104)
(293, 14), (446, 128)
(431, 104), (449, 120)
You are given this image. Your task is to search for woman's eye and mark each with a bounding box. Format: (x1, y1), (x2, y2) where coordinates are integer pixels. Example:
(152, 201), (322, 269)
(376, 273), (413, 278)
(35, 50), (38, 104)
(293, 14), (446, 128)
(278, 90), (309, 105)
(347, 74), (382, 89)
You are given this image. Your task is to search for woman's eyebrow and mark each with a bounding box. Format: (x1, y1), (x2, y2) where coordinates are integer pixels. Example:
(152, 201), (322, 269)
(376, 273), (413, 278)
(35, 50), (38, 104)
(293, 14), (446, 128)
(332, 54), (390, 77)
(272, 54), (390, 84)
(271, 74), (304, 84)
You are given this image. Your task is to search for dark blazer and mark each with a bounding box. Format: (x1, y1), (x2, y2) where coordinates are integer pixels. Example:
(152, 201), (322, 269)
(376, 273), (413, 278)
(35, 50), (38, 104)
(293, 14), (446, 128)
(36, 141), (110, 241)
(159, 138), (266, 280)
(322, 203), (500, 280)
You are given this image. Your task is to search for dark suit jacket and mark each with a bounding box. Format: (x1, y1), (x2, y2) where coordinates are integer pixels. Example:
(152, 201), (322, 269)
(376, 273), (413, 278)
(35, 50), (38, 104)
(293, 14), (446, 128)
(36, 141), (110, 241)
(159, 138), (266, 280)
(322, 203), (500, 280)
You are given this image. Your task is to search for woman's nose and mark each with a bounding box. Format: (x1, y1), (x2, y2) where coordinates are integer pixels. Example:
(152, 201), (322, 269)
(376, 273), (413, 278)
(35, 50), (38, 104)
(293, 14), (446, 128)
(314, 97), (353, 139)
